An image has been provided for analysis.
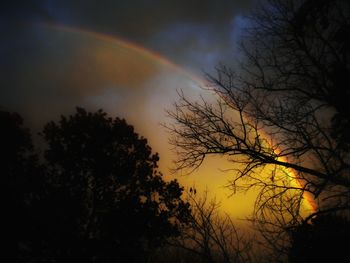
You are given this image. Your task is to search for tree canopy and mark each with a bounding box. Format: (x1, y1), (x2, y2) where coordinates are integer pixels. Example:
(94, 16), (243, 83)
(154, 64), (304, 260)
(288, 214), (350, 263)
(4, 108), (190, 263)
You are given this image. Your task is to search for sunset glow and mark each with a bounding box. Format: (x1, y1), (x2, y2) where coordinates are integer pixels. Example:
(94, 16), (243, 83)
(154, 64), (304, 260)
(32, 24), (316, 220)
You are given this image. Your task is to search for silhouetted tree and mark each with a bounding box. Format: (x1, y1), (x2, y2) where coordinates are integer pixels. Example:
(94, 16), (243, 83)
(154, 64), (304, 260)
(6, 108), (190, 263)
(167, 0), (350, 260)
(1, 110), (44, 262)
(168, 189), (254, 263)
(288, 214), (350, 263)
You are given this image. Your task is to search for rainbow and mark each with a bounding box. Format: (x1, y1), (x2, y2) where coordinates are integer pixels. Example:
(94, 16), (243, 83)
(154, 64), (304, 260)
(277, 155), (317, 213)
(37, 22), (205, 87)
(37, 22), (316, 215)
(215, 96), (318, 215)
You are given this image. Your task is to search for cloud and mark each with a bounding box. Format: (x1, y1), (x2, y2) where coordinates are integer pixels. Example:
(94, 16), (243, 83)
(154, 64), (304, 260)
(0, 0), (256, 138)
(37, 0), (253, 37)
(0, 1), (260, 219)
(1, 1), (254, 65)
(0, 24), (200, 127)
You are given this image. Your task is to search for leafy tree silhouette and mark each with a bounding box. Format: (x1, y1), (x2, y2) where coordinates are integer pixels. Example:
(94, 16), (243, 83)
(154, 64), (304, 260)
(1, 110), (44, 262)
(288, 214), (350, 263)
(6, 108), (190, 263)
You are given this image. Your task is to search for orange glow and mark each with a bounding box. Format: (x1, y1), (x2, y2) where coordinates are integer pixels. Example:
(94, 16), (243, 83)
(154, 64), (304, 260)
(33, 23), (316, 219)
(277, 155), (317, 214)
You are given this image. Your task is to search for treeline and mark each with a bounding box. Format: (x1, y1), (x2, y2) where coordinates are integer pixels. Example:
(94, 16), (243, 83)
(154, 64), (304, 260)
(3, 108), (191, 263)
(3, 107), (350, 263)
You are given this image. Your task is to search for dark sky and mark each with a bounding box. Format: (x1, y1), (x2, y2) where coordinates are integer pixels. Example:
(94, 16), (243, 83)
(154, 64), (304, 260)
(2, 0), (254, 70)
(1, 0), (257, 130)
(0, 0), (257, 216)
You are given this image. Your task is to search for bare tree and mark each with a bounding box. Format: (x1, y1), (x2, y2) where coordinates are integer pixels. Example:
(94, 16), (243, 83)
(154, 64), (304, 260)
(167, 189), (254, 263)
(167, 0), (350, 259)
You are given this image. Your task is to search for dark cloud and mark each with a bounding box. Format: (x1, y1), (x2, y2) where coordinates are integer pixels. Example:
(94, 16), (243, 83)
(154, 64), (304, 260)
(0, 24), (202, 131)
(18, 0), (252, 37)
(1, 0), (253, 46)
(0, 0), (256, 122)
(2, 1), (255, 72)
(146, 16), (249, 73)
(0, 0), (260, 219)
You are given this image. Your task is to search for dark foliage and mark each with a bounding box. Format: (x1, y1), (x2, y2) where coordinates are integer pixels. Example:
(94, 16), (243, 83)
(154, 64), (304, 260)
(1, 111), (44, 261)
(288, 214), (350, 263)
(3, 108), (190, 263)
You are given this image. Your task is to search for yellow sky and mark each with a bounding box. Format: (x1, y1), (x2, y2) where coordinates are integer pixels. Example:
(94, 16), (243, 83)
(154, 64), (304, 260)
(11, 25), (313, 222)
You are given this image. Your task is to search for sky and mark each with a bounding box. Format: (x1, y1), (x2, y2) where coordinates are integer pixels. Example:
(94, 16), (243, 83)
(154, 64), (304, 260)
(0, 0), (272, 220)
